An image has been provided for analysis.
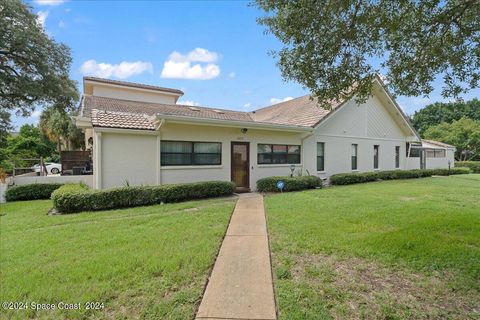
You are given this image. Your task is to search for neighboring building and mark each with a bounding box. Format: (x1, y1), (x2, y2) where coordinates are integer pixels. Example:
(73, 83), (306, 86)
(76, 76), (455, 191)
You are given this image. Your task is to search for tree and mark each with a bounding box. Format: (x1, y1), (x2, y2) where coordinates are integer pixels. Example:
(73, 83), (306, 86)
(0, 110), (12, 147)
(424, 118), (480, 161)
(1, 124), (57, 172)
(0, 0), (78, 121)
(8, 124), (56, 158)
(39, 106), (85, 153)
(0, 110), (12, 170)
(256, 0), (480, 107)
(411, 98), (480, 134)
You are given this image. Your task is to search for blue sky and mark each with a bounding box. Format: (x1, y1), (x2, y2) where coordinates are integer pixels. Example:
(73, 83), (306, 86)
(12, 0), (480, 129)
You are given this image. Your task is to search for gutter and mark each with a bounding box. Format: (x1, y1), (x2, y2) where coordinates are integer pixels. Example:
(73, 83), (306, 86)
(152, 113), (314, 133)
(75, 116), (92, 129)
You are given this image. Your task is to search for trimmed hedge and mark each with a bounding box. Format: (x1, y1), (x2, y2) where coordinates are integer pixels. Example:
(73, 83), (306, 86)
(330, 168), (471, 185)
(430, 167), (471, 176)
(456, 161), (480, 173)
(52, 181), (235, 214)
(256, 175), (322, 192)
(6, 183), (64, 202)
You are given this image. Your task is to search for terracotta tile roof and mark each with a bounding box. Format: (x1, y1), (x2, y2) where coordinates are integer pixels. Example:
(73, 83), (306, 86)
(250, 95), (337, 127)
(81, 94), (341, 130)
(91, 109), (156, 130)
(421, 139), (455, 149)
(83, 77), (184, 95)
(82, 95), (254, 125)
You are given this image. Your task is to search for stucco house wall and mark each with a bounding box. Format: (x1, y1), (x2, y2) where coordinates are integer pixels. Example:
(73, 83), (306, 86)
(303, 95), (412, 177)
(93, 123), (304, 189)
(92, 85), (178, 105)
(160, 123), (303, 186)
(99, 131), (158, 189)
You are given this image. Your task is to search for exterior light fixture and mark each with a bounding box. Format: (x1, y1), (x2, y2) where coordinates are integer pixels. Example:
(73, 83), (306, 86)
(290, 164), (296, 177)
(240, 128), (248, 134)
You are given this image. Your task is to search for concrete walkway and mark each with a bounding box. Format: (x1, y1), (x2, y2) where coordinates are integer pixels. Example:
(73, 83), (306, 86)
(196, 193), (276, 320)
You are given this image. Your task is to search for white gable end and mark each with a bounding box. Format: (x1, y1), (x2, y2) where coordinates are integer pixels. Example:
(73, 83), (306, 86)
(366, 94), (405, 139)
(315, 92), (410, 140)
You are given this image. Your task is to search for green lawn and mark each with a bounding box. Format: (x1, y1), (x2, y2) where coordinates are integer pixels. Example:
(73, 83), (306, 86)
(0, 197), (235, 319)
(266, 174), (480, 319)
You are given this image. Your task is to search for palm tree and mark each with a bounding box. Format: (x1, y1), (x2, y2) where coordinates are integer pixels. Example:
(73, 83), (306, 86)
(39, 106), (84, 153)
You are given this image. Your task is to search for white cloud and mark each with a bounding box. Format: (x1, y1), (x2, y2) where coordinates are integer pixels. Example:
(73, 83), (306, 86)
(80, 60), (153, 79)
(161, 48), (221, 80)
(185, 48), (218, 62)
(65, 8), (71, 12)
(243, 103), (252, 108)
(178, 100), (200, 106)
(35, 0), (65, 5)
(228, 72), (236, 79)
(269, 97), (293, 104)
(58, 20), (66, 28)
(36, 11), (49, 28)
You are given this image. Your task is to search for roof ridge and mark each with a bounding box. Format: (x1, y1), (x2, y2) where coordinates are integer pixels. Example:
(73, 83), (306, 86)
(252, 94), (313, 113)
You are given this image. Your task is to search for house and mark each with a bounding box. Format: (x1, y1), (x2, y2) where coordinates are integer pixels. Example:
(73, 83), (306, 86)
(75, 76), (455, 191)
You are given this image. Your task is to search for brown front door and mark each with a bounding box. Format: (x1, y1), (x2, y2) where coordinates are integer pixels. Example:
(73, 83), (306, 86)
(231, 142), (250, 190)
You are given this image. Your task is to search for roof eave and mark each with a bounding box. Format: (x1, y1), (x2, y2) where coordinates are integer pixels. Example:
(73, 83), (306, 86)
(83, 78), (184, 98)
(152, 114), (314, 133)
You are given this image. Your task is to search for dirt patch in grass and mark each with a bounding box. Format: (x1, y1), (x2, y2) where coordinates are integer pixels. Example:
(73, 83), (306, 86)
(282, 254), (480, 319)
(399, 196), (417, 201)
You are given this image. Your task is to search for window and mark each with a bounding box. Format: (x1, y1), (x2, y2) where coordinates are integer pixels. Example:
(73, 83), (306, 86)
(426, 149), (446, 158)
(257, 144), (301, 164)
(426, 149), (435, 158)
(351, 144), (358, 170)
(374, 145), (379, 169)
(317, 142), (325, 171)
(395, 146), (400, 168)
(161, 141), (221, 166)
(408, 148), (421, 157)
(435, 149), (446, 158)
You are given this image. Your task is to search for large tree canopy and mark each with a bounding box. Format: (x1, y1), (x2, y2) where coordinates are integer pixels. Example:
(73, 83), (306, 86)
(256, 0), (480, 106)
(411, 98), (480, 134)
(424, 118), (480, 161)
(0, 0), (78, 118)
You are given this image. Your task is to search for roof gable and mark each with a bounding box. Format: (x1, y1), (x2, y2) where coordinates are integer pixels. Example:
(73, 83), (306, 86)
(312, 76), (421, 140)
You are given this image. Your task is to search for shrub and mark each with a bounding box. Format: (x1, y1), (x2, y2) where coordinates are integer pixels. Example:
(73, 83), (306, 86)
(447, 167), (471, 175)
(52, 180), (235, 214)
(6, 183), (64, 202)
(456, 161), (480, 173)
(330, 168), (472, 185)
(256, 175), (322, 192)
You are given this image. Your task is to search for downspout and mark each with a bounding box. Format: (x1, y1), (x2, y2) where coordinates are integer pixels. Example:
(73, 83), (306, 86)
(94, 131), (102, 189)
(154, 119), (165, 185)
